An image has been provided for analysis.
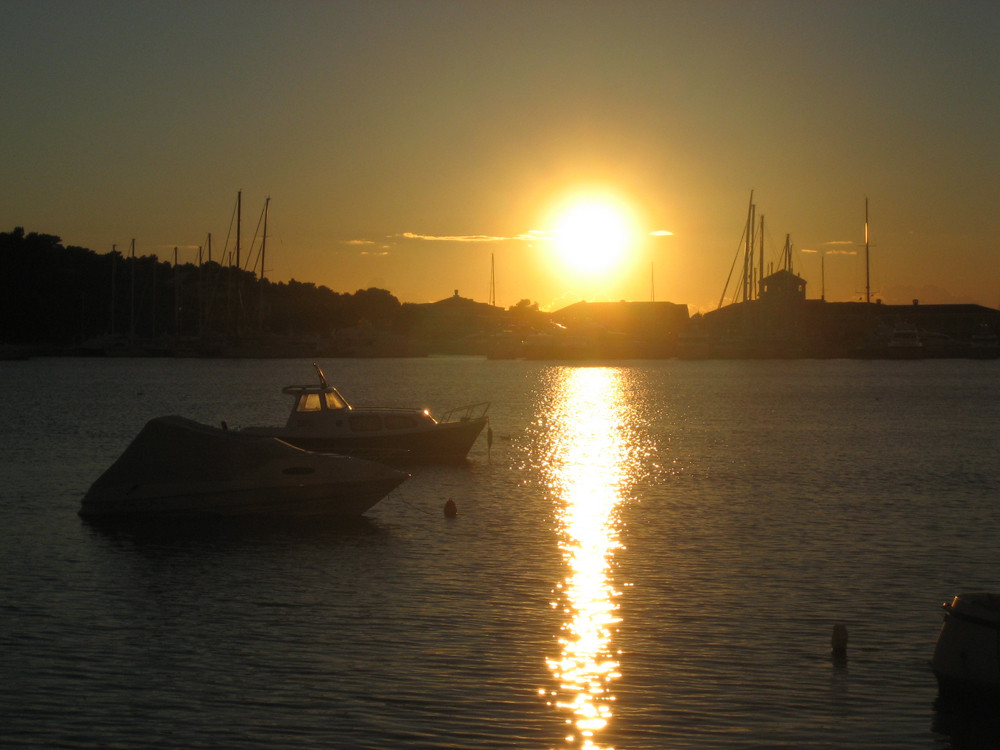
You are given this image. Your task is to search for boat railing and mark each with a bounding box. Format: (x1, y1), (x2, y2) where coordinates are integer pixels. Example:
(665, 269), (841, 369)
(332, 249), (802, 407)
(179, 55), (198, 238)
(439, 401), (490, 424)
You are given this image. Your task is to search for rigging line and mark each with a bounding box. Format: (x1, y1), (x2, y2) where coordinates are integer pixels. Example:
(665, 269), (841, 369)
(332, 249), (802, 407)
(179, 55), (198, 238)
(222, 193), (239, 268)
(395, 493), (436, 517)
(246, 200), (269, 274)
(718, 221), (750, 310)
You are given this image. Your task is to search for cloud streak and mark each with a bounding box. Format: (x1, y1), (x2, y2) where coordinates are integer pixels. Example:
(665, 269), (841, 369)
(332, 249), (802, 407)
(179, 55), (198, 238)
(801, 247), (857, 255)
(396, 232), (538, 243)
(348, 226), (675, 250)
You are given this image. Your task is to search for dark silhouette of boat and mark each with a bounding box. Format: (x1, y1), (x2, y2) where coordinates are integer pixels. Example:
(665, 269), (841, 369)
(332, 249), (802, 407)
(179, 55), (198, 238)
(80, 416), (408, 518)
(242, 364), (489, 463)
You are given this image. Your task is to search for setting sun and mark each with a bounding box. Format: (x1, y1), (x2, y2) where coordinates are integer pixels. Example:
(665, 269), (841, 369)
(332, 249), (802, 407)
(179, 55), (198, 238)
(550, 195), (637, 276)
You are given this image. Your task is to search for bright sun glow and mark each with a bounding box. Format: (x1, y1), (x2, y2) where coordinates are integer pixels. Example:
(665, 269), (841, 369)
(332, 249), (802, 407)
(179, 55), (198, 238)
(551, 196), (636, 276)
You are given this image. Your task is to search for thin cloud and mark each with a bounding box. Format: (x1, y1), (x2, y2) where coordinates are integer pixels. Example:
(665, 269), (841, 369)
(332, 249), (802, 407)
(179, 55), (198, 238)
(398, 232), (511, 243)
(802, 247), (856, 256)
(819, 240), (859, 255)
(343, 238), (390, 255)
(650, 230), (673, 236)
(397, 231), (546, 243)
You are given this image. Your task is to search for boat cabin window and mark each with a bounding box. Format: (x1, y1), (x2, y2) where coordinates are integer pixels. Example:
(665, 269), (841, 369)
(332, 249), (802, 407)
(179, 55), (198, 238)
(323, 391), (348, 410)
(295, 390), (348, 413)
(384, 414), (417, 431)
(349, 414), (382, 432)
(296, 393), (323, 413)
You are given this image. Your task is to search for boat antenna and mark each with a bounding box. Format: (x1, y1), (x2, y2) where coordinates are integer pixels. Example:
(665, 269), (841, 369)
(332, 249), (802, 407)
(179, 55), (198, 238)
(313, 362), (329, 390)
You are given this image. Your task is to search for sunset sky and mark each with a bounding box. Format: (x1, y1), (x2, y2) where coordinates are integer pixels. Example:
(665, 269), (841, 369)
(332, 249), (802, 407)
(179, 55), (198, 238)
(3, 0), (998, 313)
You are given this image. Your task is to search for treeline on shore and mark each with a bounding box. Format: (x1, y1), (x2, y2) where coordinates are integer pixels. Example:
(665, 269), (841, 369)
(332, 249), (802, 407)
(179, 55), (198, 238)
(0, 227), (538, 354)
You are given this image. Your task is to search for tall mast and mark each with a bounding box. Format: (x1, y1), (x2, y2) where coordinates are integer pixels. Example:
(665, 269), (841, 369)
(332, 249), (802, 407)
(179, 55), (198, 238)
(110, 244), (117, 337)
(236, 190), (242, 271)
(259, 197), (269, 331)
(743, 192), (754, 303)
(651, 262), (654, 302)
(235, 191), (243, 336)
(864, 197), (870, 304)
(173, 247), (180, 336)
(758, 214), (765, 299)
(489, 252), (496, 306)
(821, 252), (826, 302)
(260, 197), (269, 282)
(197, 243), (203, 338)
(129, 239), (136, 345)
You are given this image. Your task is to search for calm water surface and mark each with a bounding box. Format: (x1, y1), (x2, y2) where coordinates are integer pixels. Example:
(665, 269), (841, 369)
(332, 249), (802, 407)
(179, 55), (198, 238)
(2, 356), (1000, 748)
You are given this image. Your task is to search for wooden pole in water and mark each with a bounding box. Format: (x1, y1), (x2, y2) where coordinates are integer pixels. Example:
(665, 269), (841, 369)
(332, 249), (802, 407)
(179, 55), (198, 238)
(832, 623), (848, 660)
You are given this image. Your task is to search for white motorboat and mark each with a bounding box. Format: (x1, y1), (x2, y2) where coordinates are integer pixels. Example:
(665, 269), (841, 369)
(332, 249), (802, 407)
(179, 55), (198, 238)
(886, 325), (924, 358)
(80, 416), (408, 519)
(242, 364), (490, 463)
(931, 592), (1000, 700)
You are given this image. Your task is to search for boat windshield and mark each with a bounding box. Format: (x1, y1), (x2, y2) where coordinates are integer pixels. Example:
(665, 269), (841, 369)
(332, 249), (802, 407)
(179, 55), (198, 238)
(296, 393), (323, 412)
(293, 388), (349, 413)
(323, 390), (349, 410)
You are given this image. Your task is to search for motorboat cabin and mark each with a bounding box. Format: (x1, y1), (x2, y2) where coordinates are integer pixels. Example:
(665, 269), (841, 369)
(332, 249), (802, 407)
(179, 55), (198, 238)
(242, 364), (490, 463)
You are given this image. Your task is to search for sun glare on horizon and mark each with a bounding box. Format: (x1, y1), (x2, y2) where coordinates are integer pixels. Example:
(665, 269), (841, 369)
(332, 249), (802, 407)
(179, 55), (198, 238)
(549, 194), (637, 277)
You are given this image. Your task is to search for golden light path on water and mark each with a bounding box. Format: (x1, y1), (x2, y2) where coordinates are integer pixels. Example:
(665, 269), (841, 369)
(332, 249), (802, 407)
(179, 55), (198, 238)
(537, 367), (641, 749)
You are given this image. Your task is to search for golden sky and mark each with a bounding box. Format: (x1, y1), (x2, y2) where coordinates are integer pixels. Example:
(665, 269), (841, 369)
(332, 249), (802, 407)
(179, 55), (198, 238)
(3, 0), (999, 312)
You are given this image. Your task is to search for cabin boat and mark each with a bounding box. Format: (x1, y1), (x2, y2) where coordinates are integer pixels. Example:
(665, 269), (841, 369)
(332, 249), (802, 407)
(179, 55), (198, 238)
(80, 416), (408, 519)
(970, 324), (1000, 359)
(242, 364), (490, 463)
(931, 592), (1000, 700)
(886, 325), (924, 358)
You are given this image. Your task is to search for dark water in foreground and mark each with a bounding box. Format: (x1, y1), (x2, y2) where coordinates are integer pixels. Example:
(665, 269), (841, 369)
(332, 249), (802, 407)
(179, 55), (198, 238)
(2, 356), (1000, 749)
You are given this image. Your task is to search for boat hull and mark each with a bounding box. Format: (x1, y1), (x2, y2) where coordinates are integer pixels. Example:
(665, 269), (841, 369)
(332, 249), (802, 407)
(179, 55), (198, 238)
(79, 416), (408, 519)
(253, 417), (488, 464)
(932, 593), (1000, 700)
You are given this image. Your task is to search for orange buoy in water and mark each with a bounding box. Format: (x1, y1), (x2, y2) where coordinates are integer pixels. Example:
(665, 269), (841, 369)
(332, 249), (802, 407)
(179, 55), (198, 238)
(443, 499), (457, 518)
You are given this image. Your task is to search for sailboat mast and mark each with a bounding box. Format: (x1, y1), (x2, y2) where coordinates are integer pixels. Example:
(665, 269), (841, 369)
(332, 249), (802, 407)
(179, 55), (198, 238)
(129, 239), (136, 345)
(758, 214), (765, 299)
(260, 197), (269, 282)
(821, 252), (826, 302)
(173, 247), (181, 336)
(743, 193), (754, 303)
(110, 244), (116, 337)
(259, 197), (269, 331)
(489, 253), (496, 306)
(864, 197), (870, 304)
(236, 190), (242, 271)
(197, 243), (203, 338)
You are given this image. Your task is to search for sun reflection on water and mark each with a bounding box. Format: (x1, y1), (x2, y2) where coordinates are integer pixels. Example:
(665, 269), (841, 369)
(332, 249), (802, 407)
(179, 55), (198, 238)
(537, 367), (639, 749)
